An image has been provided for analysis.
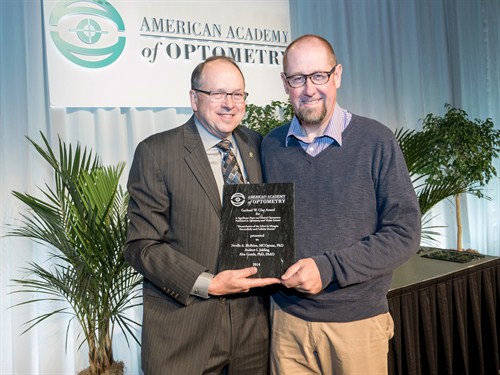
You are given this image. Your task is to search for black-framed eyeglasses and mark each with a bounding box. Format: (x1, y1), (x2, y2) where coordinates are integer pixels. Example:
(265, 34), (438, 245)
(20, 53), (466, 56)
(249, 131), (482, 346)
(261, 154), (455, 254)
(193, 88), (248, 103)
(284, 65), (337, 88)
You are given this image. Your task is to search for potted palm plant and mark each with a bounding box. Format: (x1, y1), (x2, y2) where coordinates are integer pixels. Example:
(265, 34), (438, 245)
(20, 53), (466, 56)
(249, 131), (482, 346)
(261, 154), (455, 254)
(8, 133), (142, 375)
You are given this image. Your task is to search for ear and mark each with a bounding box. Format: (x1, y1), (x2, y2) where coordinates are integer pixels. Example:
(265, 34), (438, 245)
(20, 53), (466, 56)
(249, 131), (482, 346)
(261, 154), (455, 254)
(280, 73), (290, 94)
(190, 90), (198, 111)
(333, 64), (343, 89)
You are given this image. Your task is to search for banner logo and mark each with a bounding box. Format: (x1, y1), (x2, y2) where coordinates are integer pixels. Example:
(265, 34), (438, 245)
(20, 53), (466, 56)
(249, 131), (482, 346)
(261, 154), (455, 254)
(49, 0), (125, 68)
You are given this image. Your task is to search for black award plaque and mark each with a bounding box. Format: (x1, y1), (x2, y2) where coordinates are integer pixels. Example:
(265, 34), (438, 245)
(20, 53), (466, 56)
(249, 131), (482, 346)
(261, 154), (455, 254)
(218, 183), (295, 278)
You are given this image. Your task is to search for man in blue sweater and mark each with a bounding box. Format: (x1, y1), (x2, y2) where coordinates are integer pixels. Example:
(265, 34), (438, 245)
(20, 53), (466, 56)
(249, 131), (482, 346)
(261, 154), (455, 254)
(262, 34), (421, 374)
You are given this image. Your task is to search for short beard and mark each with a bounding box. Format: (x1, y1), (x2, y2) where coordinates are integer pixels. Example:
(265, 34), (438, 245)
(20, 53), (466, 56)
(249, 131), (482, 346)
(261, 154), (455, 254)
(296, 104), (327, 126)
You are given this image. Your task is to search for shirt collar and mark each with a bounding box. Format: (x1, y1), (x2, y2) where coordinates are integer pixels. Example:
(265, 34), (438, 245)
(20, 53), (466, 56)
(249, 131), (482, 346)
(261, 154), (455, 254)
(195, 116), (236, 152)
(286, 103), (348, 147)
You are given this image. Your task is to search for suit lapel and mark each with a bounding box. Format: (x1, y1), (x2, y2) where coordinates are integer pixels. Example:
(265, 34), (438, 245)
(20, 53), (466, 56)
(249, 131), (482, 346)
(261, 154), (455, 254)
(183, 118), (222, 215)
(234, 127), (262, 183)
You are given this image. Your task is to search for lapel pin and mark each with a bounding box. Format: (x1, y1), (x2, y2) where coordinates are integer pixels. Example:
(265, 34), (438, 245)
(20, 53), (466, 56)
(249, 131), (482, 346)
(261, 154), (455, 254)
(248, 152), (255, 158)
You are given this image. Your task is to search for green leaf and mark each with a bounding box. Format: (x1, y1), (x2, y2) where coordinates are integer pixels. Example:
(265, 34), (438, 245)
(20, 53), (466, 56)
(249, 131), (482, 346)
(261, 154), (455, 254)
(395, 103), (500, 250)
(6, 132), (142, 371)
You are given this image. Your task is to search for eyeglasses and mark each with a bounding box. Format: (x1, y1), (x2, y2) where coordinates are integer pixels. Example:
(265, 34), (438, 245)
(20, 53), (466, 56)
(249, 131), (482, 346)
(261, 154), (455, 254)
(193, 88), (248, 103)
(284, 65), (337, 88)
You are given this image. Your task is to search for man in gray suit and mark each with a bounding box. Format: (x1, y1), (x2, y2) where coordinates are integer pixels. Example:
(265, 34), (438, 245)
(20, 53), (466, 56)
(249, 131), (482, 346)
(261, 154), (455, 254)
(124, 56), (280, 374)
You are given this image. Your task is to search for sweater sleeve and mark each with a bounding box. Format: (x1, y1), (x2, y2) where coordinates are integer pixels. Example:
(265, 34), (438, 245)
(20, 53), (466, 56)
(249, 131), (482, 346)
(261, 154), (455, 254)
(321, 134), (421, 288)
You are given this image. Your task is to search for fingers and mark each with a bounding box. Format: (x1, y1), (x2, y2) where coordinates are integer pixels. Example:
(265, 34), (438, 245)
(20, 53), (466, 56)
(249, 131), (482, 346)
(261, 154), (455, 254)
(209, 268), (280, 296)
(209, 260), (322, 296)
(245, 277), (281, 288)
(238, 266), (258, 277)
(280, 259), (322, 295)
(281, 261), (303, 280)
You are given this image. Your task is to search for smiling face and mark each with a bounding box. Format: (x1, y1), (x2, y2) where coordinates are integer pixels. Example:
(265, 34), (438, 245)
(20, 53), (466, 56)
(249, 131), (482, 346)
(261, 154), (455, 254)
(282, 37), (342, 133)
(190, 59), (246, 139)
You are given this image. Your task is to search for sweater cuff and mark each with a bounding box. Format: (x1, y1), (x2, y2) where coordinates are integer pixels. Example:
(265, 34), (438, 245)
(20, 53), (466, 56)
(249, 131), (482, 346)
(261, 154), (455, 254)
(311, 255), (335, 288)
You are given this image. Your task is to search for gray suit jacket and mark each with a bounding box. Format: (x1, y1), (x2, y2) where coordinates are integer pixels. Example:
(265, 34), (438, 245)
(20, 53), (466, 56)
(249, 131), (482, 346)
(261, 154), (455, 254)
(124, 116), (269, 374)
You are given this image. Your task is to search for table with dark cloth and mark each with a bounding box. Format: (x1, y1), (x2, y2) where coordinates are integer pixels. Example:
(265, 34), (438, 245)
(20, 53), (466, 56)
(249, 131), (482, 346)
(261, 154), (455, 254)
(388, 249), (499, 375)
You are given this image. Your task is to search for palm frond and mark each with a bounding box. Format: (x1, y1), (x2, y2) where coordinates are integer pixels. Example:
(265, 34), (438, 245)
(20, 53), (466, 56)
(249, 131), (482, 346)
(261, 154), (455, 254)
(7, 132), (142, 373)
(395, 127), (473, 216)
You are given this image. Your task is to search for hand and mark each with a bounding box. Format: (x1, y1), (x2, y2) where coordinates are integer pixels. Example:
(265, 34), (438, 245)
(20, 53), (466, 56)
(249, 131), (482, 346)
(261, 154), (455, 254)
(208, 267), (281, 296)
(280, 258), (322, 295)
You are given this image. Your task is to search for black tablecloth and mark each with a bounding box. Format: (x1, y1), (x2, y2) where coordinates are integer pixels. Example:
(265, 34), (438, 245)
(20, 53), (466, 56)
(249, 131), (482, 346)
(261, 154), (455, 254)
(388, 253), (499, 375)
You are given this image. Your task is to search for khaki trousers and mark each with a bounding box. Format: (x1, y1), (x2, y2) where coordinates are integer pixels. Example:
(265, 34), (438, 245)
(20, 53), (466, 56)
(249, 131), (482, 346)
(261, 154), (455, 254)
(270, 301), (394, 375)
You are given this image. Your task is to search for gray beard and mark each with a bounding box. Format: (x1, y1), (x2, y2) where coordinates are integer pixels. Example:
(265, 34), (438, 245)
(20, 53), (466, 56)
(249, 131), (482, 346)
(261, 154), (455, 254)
(296, 104), (327, 126)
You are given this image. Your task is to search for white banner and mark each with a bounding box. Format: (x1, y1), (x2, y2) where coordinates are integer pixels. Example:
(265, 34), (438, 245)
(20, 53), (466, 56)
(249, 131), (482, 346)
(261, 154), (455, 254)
(43, 0), (291, 108)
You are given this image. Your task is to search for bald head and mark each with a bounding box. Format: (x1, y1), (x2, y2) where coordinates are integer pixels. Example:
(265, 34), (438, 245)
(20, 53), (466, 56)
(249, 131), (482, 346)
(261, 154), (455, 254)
(283, 34), (337, 73)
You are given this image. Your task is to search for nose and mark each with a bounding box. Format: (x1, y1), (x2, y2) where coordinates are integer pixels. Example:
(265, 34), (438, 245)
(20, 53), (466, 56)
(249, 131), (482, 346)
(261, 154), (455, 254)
(303, 77), (317, 96)
(221, 93), (237, 106)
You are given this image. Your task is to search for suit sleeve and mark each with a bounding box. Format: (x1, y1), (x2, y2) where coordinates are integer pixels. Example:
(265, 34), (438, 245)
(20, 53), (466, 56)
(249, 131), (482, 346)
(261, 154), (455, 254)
(124, 141), (207, 306)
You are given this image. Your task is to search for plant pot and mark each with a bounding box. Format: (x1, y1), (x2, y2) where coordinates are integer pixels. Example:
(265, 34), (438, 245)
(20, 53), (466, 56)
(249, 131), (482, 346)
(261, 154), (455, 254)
(77, 361), (124, 375)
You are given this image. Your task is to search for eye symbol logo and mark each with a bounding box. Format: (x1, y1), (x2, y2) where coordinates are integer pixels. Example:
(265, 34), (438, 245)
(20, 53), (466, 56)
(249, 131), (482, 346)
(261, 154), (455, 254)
(75, 18), (104, 44)
(230, 193), (246, 207)
(49, 0), (125, 68)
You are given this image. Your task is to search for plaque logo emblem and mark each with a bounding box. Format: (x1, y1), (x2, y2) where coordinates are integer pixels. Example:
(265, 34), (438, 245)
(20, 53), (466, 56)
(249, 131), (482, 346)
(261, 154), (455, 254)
(230, 192), (245, 207)
(49, 0), (126, 68)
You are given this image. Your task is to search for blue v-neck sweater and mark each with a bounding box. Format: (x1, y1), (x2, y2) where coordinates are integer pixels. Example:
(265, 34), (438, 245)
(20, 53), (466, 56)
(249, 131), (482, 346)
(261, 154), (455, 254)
(262, 114), (421, 322)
